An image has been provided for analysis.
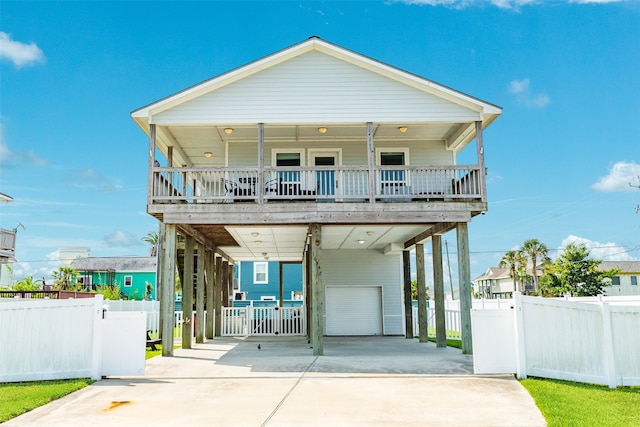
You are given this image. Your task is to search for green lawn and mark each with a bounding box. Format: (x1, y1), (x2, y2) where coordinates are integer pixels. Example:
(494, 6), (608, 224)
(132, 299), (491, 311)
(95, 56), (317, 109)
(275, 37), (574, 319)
(520, 377), (640, 426)
(0, 378), (94, 423)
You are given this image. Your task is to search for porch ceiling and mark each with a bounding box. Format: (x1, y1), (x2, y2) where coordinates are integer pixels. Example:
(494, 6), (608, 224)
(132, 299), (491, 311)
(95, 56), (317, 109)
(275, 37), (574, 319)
(211, 224), (432, 262)
(161, 123), (467, 168)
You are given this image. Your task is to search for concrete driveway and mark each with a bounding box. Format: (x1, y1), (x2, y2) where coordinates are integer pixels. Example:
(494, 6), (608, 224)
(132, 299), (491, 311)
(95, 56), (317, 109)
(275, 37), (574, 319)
(5, 336), (546, 426)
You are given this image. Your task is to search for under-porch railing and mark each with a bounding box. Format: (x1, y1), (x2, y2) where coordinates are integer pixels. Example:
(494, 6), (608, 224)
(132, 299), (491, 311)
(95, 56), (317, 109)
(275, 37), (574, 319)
(151, 165), (484, 204)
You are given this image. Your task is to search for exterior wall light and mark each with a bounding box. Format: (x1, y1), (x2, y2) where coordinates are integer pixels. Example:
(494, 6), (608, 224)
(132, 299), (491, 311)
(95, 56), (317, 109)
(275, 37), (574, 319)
(398, 126), (408, 133)
(318, 127), (328, 134)
(224, 128), (234, 134)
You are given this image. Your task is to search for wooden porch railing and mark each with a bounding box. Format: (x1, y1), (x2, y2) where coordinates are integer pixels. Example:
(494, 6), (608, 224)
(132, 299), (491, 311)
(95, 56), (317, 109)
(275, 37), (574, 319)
(150, 165), (485, 204)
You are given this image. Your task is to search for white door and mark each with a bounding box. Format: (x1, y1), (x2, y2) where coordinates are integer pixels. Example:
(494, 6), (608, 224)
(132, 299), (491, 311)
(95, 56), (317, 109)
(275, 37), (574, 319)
(325, 286), (383, 336)
(309, 149), (341, 198)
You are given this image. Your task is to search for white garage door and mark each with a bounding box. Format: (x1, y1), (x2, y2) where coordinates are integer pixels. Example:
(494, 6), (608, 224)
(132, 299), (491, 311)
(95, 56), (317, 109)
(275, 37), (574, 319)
(325, 286), (383, 336)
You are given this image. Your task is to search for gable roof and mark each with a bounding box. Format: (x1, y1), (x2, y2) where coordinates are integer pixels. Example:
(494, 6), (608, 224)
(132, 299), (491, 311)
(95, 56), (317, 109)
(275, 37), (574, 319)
(131, 36), (501, 128)
(474, 267), (511, 281)
(72, 256), (156, 272)
(600, 261), (640, 274)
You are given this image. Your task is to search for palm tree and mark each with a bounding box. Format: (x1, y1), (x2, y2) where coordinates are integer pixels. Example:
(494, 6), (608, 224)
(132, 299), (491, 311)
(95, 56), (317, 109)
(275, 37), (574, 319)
(52, 266), (80, 290)
(522, 238), (549, 293)
(142, 231), (159, 257)
(499, 250), (521, 294)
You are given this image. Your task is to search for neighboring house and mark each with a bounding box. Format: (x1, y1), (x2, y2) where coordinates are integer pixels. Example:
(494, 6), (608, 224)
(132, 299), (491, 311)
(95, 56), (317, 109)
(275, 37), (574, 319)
(0, 192), (16, 289)
(601, 261), (640, 296)
(72, 256), (157, 300)
(131, 37), (501, 354)
(473, 268), (514, 298)
(237, 261), (303, 302)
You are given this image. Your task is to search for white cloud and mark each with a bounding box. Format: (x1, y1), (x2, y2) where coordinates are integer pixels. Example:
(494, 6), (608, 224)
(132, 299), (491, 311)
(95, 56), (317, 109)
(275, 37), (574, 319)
(508, 78), (551, 108)
(592, 161), (640, 192)
(393, 0), (626, 9)
(560, 235), (637, 261)
(104, 231), (140, 247)
(0, 141), (48, 168)
(63, 168), (122, 193)
(569, 0), (625, 3)
(0, 32), (44, 67)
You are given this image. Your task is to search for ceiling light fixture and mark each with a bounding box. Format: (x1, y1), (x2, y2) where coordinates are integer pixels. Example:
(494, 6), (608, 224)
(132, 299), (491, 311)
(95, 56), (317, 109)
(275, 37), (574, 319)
(261, 252), (267, 256)
(366, 231), (374, 236)
(204, 152), (213, 158)
(358, 239), (366, 245)
(224, 128), (234, 134)
(254, 240), (262, 245)
(398, 126), (408, 133)
(251, 232), (259, 237)
(264, 256), (269, 260)
(318, 127), (328, 134)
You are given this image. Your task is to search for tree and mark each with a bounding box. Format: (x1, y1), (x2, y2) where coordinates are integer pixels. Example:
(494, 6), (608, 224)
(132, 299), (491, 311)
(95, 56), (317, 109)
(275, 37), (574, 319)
(499, 250), (522, 293)
(12, 276), (43, 291)
(539, 243), (618, 297)
(142, 231), (159, 257)
(410, 280), (429, 300)
(521, 238), (550, 293)
(52, 266), (81, 291)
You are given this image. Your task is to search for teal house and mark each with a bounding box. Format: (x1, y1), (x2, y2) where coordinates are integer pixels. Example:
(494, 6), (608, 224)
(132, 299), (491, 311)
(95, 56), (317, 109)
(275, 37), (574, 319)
(237, 261), (302, 303)
(72, 256), (157, 300)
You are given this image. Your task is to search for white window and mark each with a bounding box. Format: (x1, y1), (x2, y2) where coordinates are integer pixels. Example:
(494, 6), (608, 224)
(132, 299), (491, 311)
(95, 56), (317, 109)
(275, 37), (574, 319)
(124, 276), (133, 287)
(260, 296), (276, 301)
(631, 276), (638, 286)
(611, 276), (620, 286)
(254, 262), (268, 284)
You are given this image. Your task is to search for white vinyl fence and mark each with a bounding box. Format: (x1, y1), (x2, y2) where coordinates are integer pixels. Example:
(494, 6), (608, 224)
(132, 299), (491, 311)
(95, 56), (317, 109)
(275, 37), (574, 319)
(0, 295), (146, 382)
(221, 306), (305, 336)
(471, 294), (640, 388)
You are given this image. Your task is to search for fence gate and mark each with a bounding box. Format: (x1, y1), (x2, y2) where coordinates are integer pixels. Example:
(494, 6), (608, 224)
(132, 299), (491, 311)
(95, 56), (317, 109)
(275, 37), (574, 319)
(221, 306), (305, 336)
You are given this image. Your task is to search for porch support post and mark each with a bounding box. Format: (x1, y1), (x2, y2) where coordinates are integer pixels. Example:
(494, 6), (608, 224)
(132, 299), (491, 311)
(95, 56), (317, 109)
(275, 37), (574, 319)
(214, 256), (223, 336)
(228, 263), (234, 307)
(416, 243), (428, 343)
(182, 236), (194, 349)
(475, 121), (487, 203)
(157, 222), (165, 339)
(402, 250), (413, 339)
(279, 262), (284, 307)
(147, 124), (156, 207)
(305, 242), (312, 339)
(258, 123), (264, 204)
(205, 250), (215, 340)
(195, 243), (205, 344)
(222, 260), (229, 308)
(457, 222), (473, 354)
(366, 122), (375, 205)
(160, 223), (176, 357)
(310, 223), (323, 356)
(432, 235), (446, 348)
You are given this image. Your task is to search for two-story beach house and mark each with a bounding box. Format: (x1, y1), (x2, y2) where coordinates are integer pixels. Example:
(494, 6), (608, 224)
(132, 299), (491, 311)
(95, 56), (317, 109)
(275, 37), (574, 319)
(131, 37), (501, 356)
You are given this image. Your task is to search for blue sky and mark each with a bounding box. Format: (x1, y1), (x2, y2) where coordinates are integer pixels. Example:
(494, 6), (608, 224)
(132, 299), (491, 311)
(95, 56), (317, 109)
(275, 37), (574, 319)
(1, 0), (639, 287)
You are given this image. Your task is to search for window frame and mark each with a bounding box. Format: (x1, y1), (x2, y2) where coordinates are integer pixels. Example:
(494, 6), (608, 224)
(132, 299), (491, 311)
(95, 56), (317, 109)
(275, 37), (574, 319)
(631, 276), (638, 286)
(253, 262), (269, 284)
(124, 275), (133, 288)
(611, 276), (621, 286)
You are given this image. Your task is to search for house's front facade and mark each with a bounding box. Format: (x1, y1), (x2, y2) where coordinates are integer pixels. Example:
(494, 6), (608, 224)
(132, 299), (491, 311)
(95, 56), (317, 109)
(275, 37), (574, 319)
(601, 261), (640, 296)
(131, 37), (501, 355)
(473, 268), (515, 298)
(72, 256), (157, 300)
(237, 261), (303, 302)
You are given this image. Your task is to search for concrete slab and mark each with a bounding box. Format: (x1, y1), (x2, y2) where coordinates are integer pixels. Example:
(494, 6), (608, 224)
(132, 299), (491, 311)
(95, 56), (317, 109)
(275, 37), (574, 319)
(4, 336), (546, 426)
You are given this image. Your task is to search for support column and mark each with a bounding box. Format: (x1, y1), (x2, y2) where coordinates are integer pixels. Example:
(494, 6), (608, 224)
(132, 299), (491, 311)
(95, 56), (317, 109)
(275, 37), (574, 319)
(214, 256), (223, 337)
(182, 236), (194, 349)
(310, 224), (323, 356)
(222, 260), (229, 308)
(402, 250), (413, 339)
(258, 123), (264, 204)
(279, 262), (284, 307)
(416, 243), (428, 343)
(305, 243), (312, 339)
(157, 222), (165, 340)
(457, 222), (473, 354)
(228, 263), (234, 307)
(160, 223), (176, 357)
(366, 122), (375, 205)
(475, 121), (487, 203)
(195, 243), (205, 344)
(432, 235), (446, 348)
(205, 250), (215, 340)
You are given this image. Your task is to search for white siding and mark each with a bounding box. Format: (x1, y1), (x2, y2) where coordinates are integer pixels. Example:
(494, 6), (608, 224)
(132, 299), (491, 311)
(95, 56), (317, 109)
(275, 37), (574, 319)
(154, 51), (480, 125)
(321, 249), (404, 335)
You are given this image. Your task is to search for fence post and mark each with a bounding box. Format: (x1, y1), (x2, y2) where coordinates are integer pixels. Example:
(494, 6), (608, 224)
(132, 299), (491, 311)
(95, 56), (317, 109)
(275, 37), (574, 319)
(513, 292), (527, 379)
(91, 294), (104, 380)
(600, 301), (617, 388)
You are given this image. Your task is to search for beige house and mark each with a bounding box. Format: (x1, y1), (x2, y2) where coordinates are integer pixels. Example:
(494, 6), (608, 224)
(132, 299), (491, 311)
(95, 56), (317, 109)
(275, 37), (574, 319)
(131, 37), (501, 355)
(473, 267), (514, 298)
(601, 261), (640, 296)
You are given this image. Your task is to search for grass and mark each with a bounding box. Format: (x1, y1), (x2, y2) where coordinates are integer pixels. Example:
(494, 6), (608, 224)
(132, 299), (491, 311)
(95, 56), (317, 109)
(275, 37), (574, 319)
(427, 336), (462, 349)
(520, 377), (640, 427)
(0, 378), (94, 423)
